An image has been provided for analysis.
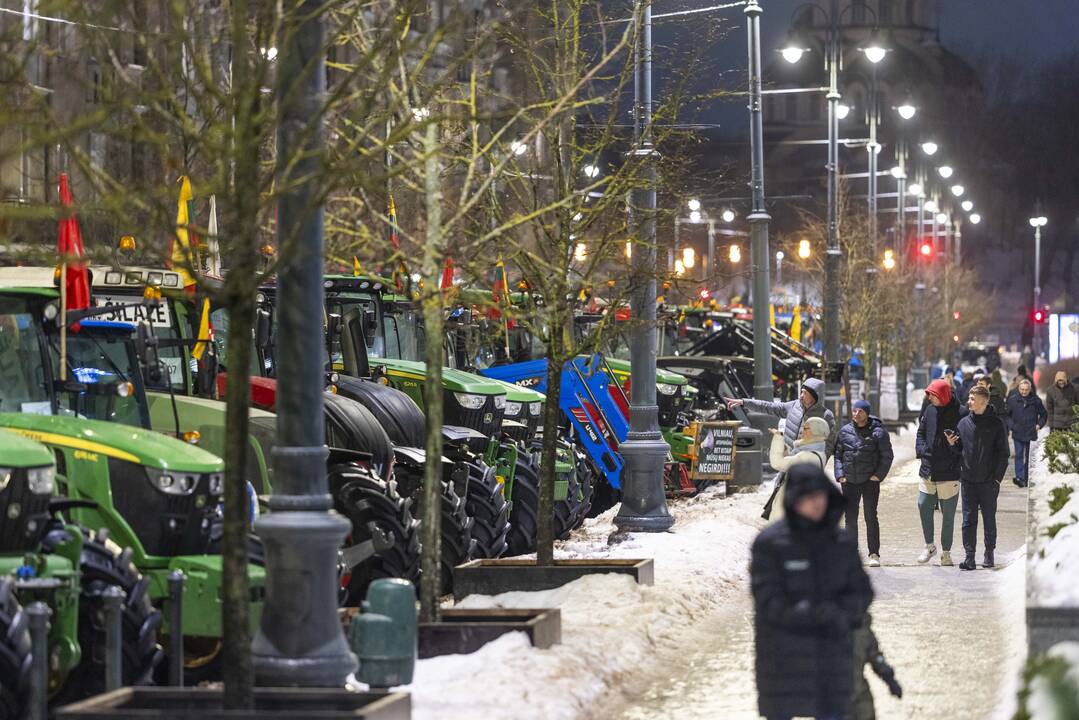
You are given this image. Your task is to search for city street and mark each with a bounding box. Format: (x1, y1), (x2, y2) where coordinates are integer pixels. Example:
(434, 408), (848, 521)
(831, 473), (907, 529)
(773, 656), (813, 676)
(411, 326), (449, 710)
(607, 445), (1029, 720)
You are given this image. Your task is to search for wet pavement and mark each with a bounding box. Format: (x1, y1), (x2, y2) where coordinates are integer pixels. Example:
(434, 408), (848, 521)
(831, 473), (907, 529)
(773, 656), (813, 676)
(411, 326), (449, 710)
(608, 453), (1028, 720)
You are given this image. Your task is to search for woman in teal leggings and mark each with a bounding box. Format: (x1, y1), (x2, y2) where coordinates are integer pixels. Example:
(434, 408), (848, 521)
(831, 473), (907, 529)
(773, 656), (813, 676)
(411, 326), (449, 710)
(914, 379), (966, 565)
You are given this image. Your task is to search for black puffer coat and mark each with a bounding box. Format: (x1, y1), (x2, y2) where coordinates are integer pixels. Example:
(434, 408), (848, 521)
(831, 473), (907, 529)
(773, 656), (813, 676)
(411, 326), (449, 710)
(834, 417), (894, 484)
(955, 408), (1009, 484)
(915, 397), (965, 481)
(751, 464), (874, 719)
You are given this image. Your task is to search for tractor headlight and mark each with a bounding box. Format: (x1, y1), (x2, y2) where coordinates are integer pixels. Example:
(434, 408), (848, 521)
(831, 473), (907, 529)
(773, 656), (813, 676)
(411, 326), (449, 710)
(26, 466), (55, 495)
(657, 382), (679, 396)
(504, 401), (523, 418)
(146, 467), (198, 496)
(529, 401), (543, 417)
(208, 473), (224, 495)
(0, 468), (11, 492)
(454, 392), (486, 410)
(493, 395), (506, 410)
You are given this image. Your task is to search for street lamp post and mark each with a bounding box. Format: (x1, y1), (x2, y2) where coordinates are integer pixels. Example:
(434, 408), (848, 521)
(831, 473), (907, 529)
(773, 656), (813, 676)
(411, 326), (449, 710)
(252, 0), (357, 686)
(1030, 214), (1048, 356)
(746, 0), (774, 400)
(614, 0), (674, 534)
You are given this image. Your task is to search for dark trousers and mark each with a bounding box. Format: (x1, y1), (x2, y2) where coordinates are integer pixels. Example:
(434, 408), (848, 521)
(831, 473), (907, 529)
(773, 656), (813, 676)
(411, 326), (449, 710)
(1013, 439), (1031, 482)
(961, 481), (1000, 555)
(842, 481), (881, 555)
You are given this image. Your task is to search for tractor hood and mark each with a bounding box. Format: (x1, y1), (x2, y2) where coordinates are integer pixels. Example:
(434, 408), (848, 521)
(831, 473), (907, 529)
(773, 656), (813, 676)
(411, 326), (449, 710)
(487, 376), (544, 403)
(602, 357), (687, 386)
(0, 428), (54, 468)
(373, 358), (508, 396)
(0, 413), (222, 473)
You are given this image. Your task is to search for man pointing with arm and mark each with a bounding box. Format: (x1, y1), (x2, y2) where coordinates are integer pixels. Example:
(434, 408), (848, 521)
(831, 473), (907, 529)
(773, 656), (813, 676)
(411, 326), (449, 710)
(727, 377), (836, 457)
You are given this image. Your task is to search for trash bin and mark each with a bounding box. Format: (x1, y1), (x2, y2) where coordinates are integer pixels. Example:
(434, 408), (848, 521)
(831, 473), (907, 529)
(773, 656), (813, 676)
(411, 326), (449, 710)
(732, 426), (763, 490)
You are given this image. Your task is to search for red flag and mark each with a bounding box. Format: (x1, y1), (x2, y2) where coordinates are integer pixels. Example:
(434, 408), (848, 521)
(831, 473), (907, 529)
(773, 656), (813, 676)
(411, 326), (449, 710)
(440, 257), (454, 290)
(57, 173), (90, 321)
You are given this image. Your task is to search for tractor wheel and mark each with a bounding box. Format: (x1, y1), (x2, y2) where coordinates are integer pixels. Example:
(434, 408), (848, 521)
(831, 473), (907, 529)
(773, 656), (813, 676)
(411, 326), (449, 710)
(0, 578), (31, 720)
(554, 448), (595, 537)
(461, 461), (509, 559)
(506, 452), (540, 556)
(394, 460), (475, 595)
(45, 528), (162, 705)
(335, 377), (425, 448)
(330, 463), (421, 606)
(586, 469), (622, 518)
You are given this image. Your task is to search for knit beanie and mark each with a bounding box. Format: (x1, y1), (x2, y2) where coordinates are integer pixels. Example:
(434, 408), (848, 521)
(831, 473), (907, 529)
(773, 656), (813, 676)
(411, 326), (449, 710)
(853, 399), (872, 413)
(803, 416), (830, 442)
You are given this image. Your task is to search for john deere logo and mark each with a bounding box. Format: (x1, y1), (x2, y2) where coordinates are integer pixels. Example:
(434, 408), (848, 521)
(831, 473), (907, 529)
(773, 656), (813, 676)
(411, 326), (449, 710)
(483, 412), (493, 425)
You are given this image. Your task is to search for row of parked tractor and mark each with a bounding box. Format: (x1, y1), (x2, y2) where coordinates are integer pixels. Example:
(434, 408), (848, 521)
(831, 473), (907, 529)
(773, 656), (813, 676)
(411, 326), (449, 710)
(0, 263), (836, 716)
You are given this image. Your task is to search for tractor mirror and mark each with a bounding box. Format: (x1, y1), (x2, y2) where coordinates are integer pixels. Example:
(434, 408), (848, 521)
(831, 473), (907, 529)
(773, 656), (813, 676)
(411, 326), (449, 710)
(195, 352), (218, 396)
(341, 307), (371, 379)
(135, 321), (162, 384)
(364, 309), (378, 334)
(254, 308), (272, 349)
(327, 312), (342, 339)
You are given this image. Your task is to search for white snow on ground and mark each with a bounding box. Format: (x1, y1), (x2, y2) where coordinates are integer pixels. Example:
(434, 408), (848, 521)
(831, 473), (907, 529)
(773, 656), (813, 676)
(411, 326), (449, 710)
(1028, 442), (1079, 606)
(1027, 642), (1079, 720)
(401, 487), (768, 720)
(889, 421), (919, 475)
(991, 554), (1027, 720)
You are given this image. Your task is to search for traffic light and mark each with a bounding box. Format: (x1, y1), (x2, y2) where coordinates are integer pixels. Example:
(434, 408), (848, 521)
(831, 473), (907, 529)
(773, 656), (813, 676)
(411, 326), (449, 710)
(952, 311), (961, 321)
(1032, 307), (1048, 324)
(919, 241), (933, 257)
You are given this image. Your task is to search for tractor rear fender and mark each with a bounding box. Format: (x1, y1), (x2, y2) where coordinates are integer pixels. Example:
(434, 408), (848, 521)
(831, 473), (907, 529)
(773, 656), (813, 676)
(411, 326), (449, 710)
(153, 556), (265, 639)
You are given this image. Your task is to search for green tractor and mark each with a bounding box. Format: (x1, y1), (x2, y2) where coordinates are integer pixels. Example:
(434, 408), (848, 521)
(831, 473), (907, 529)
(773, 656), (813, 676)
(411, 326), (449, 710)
(0, 286), (253, 682)
(0, 428), (161, 717)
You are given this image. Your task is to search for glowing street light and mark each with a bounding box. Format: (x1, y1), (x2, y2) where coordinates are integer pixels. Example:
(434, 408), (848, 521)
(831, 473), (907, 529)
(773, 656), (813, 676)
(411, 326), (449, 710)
(776, 250), (785, 261)
(583, 164), (600, 178)
(510, 139), (528, 156)
(936, 212), (949, 224)
(907, 182), (923, 196)
(688, 210), (702, 223)
(961, 200), (974, 212)
(682, 247), (696, 269)
(937, 165), (954, 179)
(921, 141), (939, 156)
(969, 213), (981, 224)
(896, 103), (917, 120)
(721, 209), (736, 223)
(798, 238), (811, 259)
(889, 165), (904, 179)
(836, 103), (851, 120)
(923, 199), (938, 213)
(675, 259), (686, 276)
(687, 198), (701, 212)
(574, 242), (587, 262)
(781, 44), (807, 64)
(1030, 216), (1048, 227)
(950, 184), (965, 197)
(861, 37), (887, 64)
(882, 249), (896, 270)
(728, 244), (742, 264)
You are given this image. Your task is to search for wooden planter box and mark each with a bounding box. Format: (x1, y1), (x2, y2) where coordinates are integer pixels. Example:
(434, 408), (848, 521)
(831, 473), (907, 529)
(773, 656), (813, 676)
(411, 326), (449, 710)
(55, 687), (410, 720)
(452, 558), (654, 601)
(418, 607), (561, 659)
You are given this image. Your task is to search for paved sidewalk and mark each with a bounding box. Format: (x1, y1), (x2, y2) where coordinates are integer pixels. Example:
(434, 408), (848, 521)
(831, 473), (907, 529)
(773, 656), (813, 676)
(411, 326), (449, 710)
(608, 454), (1028, 720)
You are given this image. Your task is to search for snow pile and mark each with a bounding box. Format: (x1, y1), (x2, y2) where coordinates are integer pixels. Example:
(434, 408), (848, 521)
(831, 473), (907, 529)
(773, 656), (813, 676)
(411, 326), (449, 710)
(1028, 442), (1079, 606)
(889, 421), (919, 472)
(991, 555), (1028, 720)
(403, 487), (767, 720)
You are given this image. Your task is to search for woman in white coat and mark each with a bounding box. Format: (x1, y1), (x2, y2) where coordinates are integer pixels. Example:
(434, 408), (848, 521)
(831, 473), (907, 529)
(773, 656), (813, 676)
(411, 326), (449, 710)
(765, 416), (835, 521)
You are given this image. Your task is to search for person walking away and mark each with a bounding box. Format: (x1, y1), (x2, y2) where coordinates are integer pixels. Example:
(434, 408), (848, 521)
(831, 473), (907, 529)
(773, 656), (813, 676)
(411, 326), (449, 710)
(764, 416), (834, 521)
(727, 377), (836, 456)
(1005, 378), (1046, 488)
(914, 379), (965, 566)
(950, 385), (1010, 570)
(846, 613), (902, 720)
(958, 369), (980, 406)
(1046, 370), (1079, 433)
(1020, 345), (1036, 378)
(989, 368), (1009, 416)
(834, 399), (894, 567)
(751, 464), (874, 720)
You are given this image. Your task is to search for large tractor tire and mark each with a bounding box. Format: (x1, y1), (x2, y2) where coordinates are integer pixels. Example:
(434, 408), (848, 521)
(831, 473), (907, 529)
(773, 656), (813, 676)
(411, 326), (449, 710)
(335, 377), (425, 448)
(506, 451), (540, 556)
(323, 391), (395, 482)
(43, 527), (161, 704)
(459, 460), (509, 559)
(0, 578), (31, 720)
(394, 455), (475, 595)
(585, 462), (622, 518)
(329, 463), (421, 606)
(553, 447), (594, 538)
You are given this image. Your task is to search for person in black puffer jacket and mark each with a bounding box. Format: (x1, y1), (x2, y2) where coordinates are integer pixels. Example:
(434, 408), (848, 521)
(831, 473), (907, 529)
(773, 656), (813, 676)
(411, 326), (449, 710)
(834, 399), (894, 567)
(751, 463), (874, 720)
(1005, 378), (1046, 488)
(914, 379), (966, 566)
(950, 385), (1010, 570)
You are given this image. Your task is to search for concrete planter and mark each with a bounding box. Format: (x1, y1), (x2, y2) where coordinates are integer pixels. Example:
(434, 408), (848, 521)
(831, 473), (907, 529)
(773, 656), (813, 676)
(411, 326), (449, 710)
(55, 687), (410, 719)
(418, 607), (561, 658)
(452, 558), (654, 601)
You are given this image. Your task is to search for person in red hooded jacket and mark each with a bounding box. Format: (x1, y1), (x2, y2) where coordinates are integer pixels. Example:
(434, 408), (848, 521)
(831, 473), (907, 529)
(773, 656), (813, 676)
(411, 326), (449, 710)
(913, 379), (967, 566)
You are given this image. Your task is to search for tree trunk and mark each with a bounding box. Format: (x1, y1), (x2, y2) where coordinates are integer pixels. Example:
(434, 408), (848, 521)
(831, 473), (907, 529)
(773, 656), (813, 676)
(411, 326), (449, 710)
(536, 302), (566, 567)
(418, 120), (445, 623)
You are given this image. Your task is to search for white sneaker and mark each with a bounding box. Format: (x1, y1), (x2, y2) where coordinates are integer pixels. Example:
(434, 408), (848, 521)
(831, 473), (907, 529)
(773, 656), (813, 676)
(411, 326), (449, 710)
(940, 551), (953, 567)
(917, 544), (937, 564)
(867, 554), (881, 567)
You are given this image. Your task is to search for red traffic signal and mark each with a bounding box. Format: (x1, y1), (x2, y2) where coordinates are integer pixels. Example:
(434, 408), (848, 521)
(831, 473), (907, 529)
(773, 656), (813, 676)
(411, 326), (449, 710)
(919, 242), (933, 257)
(699, 288), (711, 300)
(1032, 307), (1048, 324)
(952, 311), (961, 321)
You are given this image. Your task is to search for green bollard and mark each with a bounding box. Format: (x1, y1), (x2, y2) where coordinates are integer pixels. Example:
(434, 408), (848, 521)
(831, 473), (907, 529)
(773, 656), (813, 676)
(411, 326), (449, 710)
(349, 578), (416, 688)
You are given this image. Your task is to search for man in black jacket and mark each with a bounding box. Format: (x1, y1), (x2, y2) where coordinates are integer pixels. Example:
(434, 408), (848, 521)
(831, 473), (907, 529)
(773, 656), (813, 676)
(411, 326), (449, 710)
(948, 385), (1010, 570)
(751, 464), (874, 720)
(834, 399), (894, 567)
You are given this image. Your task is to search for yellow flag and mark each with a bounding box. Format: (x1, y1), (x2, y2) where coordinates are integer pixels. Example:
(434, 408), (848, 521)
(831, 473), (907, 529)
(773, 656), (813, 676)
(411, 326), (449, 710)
(170, 176), (197, 288)
(791, 304), (802, 342)
(192, 297), (212, 361)
(353, 256), (362, 276)
(769, 303), (776, 329)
